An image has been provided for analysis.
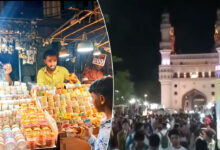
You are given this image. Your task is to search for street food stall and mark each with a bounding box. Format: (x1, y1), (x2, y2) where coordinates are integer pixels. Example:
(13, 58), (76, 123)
(0, 2), (112, 150)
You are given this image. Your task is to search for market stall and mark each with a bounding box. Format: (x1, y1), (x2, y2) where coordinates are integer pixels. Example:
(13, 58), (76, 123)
(0, 75), (108, 149)
(31, 82), (105, 150)
(0, 2), (112, 149)
(0, 81), (57, 150)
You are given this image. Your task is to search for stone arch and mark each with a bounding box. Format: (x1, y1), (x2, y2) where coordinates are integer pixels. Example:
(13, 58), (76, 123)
(182, 89), (207, 111)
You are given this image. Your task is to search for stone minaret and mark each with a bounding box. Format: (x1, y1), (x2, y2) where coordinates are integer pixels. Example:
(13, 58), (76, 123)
(215, 9), (220, 145)
(159, 12), (173, 109)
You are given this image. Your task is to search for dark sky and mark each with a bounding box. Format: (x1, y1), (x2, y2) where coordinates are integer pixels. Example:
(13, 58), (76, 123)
(99, 0), (220, 102)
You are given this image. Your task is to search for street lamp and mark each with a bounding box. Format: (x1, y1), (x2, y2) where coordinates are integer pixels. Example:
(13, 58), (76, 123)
(144, 94), (148, 98)
(144, 94), (148, 104)
(144, 101), (148, 106)
(129, 98), (136, 104)
(115, 90), (119, 101)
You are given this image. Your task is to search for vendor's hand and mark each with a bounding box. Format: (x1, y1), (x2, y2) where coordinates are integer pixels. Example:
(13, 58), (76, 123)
(77, 125), (92, 141)
(3, 64), (12, 75)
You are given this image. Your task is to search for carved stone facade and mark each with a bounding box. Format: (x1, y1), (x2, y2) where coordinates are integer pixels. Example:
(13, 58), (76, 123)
(159, 10), (220, 110)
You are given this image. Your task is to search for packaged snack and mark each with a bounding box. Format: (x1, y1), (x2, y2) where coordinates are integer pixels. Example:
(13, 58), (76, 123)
(36, 133), (45, 148)
(45, 132), (55, 147)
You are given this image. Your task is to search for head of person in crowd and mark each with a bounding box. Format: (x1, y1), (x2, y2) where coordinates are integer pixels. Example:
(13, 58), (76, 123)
(174, 123), (180, 130)
(162, 122), (167, 130)
(134, 122), (144, 132)
(204, 129), (215, 143)
(89, 77), (113, 119)
(168, 129), (182, 149)
(133, 131), (148, 149)
(144, 123), (152, 132)
(43, 50), (58, 72)
(204, 116), (211, 126)
(93, 64), (103, 71)
(149, 133), (160, 150)
(195, 138), (208, 150)
(122, 119), (130, 131)
(195, 128), (205, 139)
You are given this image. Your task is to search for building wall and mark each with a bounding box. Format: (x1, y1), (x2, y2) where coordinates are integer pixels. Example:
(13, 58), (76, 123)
(170, 79), (216, 110)
(159, 53), (218, 110)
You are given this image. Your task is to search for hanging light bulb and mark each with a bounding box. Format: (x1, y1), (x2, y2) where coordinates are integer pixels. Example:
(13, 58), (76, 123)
(77, 32), (94, 52)
(93, 45), (101, 56)
(59, 46), (70, 58)
(1, 43), (6, 49)
(15, 42), (22, 50)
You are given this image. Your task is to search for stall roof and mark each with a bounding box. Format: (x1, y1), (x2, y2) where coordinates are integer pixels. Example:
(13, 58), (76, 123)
(37, 6), (109, 49)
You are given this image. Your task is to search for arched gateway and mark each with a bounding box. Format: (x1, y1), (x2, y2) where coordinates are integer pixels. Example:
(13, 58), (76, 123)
(182, 89), (206, 111)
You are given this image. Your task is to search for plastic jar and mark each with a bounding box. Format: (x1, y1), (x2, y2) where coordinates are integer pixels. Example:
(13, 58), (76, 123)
(4, 138), (16, 150)
(17, 139), (26, 150)
(45, 132), (55, 147)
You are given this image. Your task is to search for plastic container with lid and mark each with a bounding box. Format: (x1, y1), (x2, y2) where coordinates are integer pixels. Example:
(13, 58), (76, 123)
(17, 138), (26, 150)
(0, 137), (4, 143)
(42, 127), (51, 135)
(12, 127), (21, 136)
(4, 138), (16, 150)
(36, 133), (45, 148)
(0, 142), (4, 150)
(14, 133), (25, 142)
(45, 132), (56, 147)
(26, 138), (36, 150)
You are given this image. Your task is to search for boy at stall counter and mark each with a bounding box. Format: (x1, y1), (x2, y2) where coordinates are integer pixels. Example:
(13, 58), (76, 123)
(37, 50), (70, 86)
(79, 76), (113, 150)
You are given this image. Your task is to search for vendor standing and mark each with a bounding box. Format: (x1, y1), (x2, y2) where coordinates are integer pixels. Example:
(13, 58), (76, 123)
(37, 50), (70, 86)
(82, 64), (104, 84)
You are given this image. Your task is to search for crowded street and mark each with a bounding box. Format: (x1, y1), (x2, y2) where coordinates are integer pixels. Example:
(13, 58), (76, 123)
(109, 105), (217, 150)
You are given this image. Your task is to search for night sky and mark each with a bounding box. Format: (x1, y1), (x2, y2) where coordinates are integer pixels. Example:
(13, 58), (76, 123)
(99, 0), (220, 102)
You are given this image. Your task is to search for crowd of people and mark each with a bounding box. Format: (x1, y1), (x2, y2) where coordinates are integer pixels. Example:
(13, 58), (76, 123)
(108, 106), (218, 150)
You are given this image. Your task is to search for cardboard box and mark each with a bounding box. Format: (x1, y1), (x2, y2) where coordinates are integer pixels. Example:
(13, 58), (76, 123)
(59, 133), (91, 150)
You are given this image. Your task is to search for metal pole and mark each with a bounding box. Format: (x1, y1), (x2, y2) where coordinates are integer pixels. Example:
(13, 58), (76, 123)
(18, 57), (21, 82)
(35, 54), (38, 82)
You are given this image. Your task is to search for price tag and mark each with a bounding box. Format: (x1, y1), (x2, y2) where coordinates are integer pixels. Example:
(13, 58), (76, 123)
(92, 54), (106, 67)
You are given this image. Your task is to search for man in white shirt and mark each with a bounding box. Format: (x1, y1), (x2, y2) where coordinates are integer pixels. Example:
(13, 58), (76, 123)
(168, 129), (187, 150)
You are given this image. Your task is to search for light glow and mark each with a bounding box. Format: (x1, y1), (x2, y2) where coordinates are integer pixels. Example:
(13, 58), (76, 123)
(191, 72), (198, 78)
(150, 103), (158, 110)
(77, 41), (94, 52)
(144, 101), (148, 106)
(216, 65), (220, 71)
(129, 98), (136, 104)
(207, 102), (214, 109)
